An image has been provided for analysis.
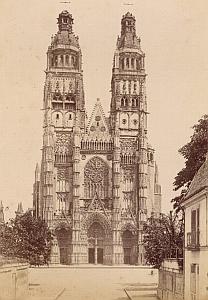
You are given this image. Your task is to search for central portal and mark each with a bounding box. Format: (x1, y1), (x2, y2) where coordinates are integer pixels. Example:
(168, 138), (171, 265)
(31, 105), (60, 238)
(87, 222), (104, 264)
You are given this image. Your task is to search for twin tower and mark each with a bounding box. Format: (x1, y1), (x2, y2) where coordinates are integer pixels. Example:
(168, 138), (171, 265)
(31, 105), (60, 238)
(33, 11), (161, 265)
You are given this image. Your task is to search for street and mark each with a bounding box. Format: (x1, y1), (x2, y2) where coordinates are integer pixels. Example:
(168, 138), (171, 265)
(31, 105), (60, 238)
(28, 266), (158, 300)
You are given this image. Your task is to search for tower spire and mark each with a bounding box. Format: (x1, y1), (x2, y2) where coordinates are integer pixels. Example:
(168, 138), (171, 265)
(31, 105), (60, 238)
(0, 201), (4, 224)
(15, 202), (24, 218)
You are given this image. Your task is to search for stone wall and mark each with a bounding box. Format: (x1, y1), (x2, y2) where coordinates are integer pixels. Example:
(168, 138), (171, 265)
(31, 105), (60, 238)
(157, 259), (184, 300)
(0, 263), (29, 300)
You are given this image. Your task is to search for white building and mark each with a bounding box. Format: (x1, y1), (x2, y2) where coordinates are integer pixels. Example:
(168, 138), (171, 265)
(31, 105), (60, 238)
(182, 155), (208, 300)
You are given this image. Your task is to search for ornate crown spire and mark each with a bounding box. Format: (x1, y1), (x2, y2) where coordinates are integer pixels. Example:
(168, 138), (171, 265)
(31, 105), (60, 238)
(57, 10), (74, 33)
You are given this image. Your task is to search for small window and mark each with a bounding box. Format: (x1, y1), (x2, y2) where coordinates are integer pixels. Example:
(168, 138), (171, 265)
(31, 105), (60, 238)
(63, 18), (68, 24)
(132, 99), (135, 107)
(56, 114), (59, 120)
(136, 59), (139, 70)
(121, 58), (124, 70)
(66, 55), (69, 66)
(97, 122), (99, 127)
(69, 114), (72, 120)
(191, 264), (196, 273)
(60, 55), (64, 66)
(131, 58), (134, 68)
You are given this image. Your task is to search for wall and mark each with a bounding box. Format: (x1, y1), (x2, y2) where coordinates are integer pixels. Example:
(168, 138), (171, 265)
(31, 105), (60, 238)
(184, 192), (208, 300)
(0, 263), (28, 300)
(185, 194), (207, 247)
(157, 259), (184, 300)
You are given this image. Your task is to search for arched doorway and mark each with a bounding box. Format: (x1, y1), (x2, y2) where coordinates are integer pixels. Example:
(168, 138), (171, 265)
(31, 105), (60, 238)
(56, 227), (72, 264)
(122, 229), (137, 265)
(87, 222), (105, 264)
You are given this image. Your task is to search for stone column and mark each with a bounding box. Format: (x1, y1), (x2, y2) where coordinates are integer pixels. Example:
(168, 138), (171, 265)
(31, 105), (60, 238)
(71, 113), (81, 264)
(112, 116), (123, 265)
(137, 78), (148, 265)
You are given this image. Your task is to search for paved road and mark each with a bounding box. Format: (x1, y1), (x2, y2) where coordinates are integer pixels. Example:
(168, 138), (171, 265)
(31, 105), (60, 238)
(28, 266), (158, 300)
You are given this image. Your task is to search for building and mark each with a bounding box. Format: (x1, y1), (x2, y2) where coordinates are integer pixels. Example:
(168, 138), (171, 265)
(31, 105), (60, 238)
(33, 10), (161, 265)
(181, 154), (208, 300)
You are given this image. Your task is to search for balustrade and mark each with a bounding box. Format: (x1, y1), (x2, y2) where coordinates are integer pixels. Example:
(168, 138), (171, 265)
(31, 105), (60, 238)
(81, 139), (113, 151)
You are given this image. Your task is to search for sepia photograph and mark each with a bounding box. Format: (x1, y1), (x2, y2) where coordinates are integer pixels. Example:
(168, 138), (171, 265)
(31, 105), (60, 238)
(0, 0), (207, 299)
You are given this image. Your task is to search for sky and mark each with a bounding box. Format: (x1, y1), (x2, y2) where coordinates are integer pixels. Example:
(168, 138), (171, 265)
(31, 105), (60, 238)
(0, 0), (207, 219)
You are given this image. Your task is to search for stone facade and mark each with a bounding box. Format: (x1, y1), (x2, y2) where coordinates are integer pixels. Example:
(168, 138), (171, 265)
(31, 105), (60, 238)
(33, 11), (161, 265)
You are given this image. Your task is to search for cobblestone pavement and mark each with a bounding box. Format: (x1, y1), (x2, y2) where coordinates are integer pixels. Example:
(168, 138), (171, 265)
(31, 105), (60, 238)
(28, 266), (158, 300)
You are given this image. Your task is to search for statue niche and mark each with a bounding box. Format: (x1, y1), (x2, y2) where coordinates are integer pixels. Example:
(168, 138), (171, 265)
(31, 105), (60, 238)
(84, 157), (109, 200)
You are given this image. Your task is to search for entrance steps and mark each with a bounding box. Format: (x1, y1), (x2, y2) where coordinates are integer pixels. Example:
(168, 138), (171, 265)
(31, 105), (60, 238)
(125, 283), (158, 300)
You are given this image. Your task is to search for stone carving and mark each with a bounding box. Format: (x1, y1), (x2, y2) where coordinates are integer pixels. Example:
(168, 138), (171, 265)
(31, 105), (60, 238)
(84, 157), (108, 184)
(88, 195), (105, 212)
(116, 82), (120, 94)
(55, 132), (72, 154)
(120, 138), (137, 154)
(128, 81), (131, 94)
(57, 167), (69, 181)
(123, 168), (134, 181)
(123, 81), (126, 93)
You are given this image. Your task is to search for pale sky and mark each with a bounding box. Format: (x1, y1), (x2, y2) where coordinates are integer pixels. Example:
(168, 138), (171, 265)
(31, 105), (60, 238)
(0, 0), (207, 219)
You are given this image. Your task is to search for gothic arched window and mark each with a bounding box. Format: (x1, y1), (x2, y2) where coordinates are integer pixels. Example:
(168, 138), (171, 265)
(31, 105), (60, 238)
(84, 157), (109, 199)
(131, 58), (134, 69)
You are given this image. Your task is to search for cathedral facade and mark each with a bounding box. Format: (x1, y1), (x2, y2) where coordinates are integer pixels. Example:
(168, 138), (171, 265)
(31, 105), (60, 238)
(33, 11), (161, 265)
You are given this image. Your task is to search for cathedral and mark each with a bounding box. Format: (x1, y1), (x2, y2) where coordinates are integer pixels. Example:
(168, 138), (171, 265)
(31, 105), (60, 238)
(33, 10), (161, 265)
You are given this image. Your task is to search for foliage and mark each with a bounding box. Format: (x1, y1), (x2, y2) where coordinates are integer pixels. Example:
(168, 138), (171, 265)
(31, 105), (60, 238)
(174, 115), (208, 191)
(0, 211), (53, 265)
(172, 115), (208, 212)
(143, 212), (184, 269)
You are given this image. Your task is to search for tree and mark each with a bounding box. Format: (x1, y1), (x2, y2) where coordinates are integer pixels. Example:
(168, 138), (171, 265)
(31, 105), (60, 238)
(172, 114), (208, 211)
(143, 212), (184, 269)
(0, 211), (53, 265)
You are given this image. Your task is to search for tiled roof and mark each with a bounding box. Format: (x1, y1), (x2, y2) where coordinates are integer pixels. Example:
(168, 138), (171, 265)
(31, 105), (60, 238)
(185, 156), (208, 199)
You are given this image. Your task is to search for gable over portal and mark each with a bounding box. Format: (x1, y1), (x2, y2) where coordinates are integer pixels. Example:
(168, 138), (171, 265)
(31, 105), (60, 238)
(86, 98), (110, 139)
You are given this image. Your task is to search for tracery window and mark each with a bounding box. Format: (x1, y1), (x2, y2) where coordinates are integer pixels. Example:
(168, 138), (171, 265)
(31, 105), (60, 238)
(84, 157), (109, 199)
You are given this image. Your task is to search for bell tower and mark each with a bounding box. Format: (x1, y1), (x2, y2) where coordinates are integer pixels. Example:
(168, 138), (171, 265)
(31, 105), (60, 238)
(41, 10), (85, 226)
(110, 12), (146, 134)
(110, 12), (148, 265)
